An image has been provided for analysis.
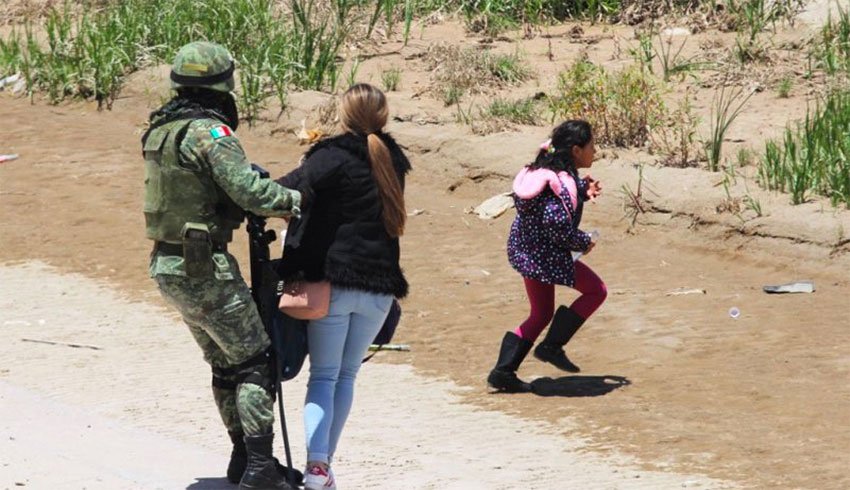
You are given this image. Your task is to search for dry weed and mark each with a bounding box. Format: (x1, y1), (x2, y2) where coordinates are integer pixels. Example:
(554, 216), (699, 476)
(1, 0), (72, 24)
(424, 43), (532, 105)
(651, 88), (701, 167)
(314, 96), (339, 136)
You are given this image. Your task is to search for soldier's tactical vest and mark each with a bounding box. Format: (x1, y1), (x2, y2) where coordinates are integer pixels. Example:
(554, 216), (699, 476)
(143, 118), (243, 245)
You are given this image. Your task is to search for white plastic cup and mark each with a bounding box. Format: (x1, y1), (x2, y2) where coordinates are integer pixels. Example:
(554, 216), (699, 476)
(729, 307), (741, 319)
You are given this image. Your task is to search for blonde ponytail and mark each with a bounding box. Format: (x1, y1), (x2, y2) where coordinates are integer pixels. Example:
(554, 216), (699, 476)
(367, 133), (406, 237)
(341, 84), (406, 237)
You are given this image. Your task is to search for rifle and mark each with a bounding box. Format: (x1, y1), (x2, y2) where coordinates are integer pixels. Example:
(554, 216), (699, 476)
(247, 163), (297, 486)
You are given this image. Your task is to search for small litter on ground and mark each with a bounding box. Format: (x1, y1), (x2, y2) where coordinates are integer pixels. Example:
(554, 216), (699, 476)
(763, 281), (815, 294)
(665, 288), (706, 296)
(471, 193), (514, 220)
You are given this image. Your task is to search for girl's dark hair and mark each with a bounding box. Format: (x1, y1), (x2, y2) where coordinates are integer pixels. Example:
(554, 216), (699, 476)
(529, 119), (593, 172)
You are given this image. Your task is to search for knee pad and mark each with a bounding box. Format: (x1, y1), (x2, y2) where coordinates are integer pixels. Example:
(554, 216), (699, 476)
(212, 349), (276, 396)
(235, 350), (276, 396)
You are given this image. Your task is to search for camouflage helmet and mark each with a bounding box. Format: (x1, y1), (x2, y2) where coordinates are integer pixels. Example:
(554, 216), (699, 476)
(170, 41), (236, 93)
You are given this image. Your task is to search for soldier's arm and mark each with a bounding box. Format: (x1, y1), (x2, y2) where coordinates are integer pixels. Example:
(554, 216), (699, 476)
(188, 121), (301, 218)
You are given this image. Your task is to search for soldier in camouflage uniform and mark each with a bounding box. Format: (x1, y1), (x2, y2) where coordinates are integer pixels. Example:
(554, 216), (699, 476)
(143, 41), (299, 490)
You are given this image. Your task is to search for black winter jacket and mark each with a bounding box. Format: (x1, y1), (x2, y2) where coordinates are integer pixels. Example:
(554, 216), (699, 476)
(275, 132), (411, 298)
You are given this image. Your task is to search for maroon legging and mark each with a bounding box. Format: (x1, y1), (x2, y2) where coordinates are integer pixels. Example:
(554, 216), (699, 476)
(514, 262), (607, 342)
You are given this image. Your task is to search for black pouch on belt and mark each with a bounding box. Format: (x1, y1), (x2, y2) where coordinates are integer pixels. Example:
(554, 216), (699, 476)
(181, 222), (214, 278)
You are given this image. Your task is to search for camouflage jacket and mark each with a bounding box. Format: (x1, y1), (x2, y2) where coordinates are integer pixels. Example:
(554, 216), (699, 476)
(148, 117), (301, 280)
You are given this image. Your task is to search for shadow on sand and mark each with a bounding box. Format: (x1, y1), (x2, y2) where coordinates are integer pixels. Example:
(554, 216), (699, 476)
(530, 375), (631, 397)
(186, 477), (232, 490)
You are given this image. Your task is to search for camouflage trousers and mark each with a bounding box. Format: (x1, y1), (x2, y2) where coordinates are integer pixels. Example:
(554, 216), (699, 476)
(155, 263), (275, 437)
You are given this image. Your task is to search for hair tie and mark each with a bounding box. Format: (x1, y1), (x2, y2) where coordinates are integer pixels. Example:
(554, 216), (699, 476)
(540, 138), (556, 154)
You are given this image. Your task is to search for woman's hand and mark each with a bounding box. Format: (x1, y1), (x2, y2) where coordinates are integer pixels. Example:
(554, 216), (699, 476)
(584, 175), (602, 201)
(584, 240), (596, 255)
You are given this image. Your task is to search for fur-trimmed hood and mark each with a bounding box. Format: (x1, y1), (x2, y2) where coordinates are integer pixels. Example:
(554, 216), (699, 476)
(304, 131), (412, 178)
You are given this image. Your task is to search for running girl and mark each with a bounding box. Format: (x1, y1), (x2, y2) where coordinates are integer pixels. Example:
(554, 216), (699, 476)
(488, 120), (608, 393)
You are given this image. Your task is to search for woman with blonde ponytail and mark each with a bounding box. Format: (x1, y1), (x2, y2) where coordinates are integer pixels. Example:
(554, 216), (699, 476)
(276, 83), (411, 490)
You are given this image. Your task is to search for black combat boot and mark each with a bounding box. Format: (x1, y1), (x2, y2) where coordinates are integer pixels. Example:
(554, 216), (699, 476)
(227, 431), (248, 484)
(487, 332), (534, 393)
(239, 433), (295, 490)
(534, 305), (585, 373)
(229, 431), (303, 486)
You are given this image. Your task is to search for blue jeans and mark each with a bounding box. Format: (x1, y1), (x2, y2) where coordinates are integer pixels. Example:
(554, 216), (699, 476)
(304, 287), (393, 464)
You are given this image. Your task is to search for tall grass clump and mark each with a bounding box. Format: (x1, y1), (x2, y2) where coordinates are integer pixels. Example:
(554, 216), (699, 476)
(758, 90), (850, 207)
(0, 0), (357, 114)
(722, 0), (804, 63)
(704, 84), (754, 172)
(453, 96), (541, 135)
(813, 3), (850, 76)
(484, 97), (541, 125)
(548, 59), (666, 147)
(381, 66), (402, 91)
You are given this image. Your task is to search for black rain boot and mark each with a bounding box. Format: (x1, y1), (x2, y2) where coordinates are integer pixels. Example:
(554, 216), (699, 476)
(487, 332), (533, 393)
(239, 433), (295, 490)
(534, 305), (585, 373)
(227, 431), (248, 484)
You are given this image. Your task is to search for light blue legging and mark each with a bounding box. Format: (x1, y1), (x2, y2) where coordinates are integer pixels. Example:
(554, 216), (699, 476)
(304, 287), (393, 464)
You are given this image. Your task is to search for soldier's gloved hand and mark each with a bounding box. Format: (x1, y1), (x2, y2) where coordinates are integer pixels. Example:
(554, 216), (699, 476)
(289, 190), (303, 218)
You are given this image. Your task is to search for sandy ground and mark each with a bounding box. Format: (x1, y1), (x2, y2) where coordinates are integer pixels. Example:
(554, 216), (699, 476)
(3, 6), (850, 490)
(2, 89), (849, 489)
(0, 262), (731, 490)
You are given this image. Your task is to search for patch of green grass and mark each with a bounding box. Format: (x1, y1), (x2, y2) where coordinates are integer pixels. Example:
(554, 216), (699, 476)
(345, 57), (363, 88)
(442, 85), (463, 106)
(723, 0), (803, 40)
(381, 66), (401, 91)
(737, 146), (756, 167)
(759, 89), (850, 207)
(457, 97), (542, 135)
(776, 76), (793, 98)
(723, 0), (804, 65)
(484, 97), (541, 125)
(487, 51), (532, 84)
(813, 3), (850, 76)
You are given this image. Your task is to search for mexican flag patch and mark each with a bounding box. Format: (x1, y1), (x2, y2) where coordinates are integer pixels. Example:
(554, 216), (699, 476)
(210, 125), (233, 139)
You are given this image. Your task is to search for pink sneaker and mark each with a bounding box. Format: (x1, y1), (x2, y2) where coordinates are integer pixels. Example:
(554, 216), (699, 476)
(304, 464), (336, 490)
